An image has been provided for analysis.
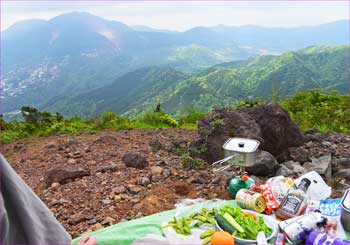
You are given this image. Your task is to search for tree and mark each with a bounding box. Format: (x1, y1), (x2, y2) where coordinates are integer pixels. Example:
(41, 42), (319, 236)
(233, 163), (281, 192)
(21, 106), (41, 125)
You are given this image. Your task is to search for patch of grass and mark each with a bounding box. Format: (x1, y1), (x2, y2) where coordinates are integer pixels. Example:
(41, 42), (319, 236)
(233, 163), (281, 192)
(149, 140), (163, 153)
(181, 154), (208, 169)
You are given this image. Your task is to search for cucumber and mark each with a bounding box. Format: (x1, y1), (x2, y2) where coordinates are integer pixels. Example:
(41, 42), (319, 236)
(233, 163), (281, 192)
(215, 214), (235, 234)
(222, 212), (245, 233)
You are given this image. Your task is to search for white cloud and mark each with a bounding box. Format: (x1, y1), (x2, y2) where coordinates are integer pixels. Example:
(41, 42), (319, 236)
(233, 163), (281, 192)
(1, 1), (349, 31)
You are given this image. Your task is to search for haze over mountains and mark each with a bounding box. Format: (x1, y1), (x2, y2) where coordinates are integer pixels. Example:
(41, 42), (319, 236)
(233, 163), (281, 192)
(1, 12), (349, 118)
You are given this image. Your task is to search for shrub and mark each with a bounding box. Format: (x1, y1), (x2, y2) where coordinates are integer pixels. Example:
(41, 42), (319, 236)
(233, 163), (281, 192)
(179, 108), (207, 125)
(280, 89), (350, 133)
(101, 111), (130, 129)
(181, 154), (208, 169)
(234, 98), (265, 109)
(135, 111), (178, 128)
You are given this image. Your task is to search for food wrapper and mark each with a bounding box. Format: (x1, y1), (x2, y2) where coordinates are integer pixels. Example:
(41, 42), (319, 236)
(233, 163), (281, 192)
(266, 176), (295, 204)
(251, 176), (294, 214)
(306, 198), (347, 239)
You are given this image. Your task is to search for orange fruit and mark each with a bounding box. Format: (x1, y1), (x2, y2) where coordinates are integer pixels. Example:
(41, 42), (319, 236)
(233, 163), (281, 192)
(210, 231), (235, 245)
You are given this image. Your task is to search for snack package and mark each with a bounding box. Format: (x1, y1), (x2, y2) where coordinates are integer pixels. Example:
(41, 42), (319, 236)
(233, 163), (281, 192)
(250, 176), (294, 214)
(306, 198), (347, 239)
(267, 176), (295, 204)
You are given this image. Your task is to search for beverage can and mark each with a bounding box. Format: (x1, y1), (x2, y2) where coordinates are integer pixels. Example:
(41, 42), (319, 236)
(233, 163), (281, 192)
(236, 189), (266, 213)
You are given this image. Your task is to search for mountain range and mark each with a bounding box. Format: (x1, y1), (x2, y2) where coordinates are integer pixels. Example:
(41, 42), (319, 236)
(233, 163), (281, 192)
(43, 45), (350, 118)
(1, 12), (349, 117)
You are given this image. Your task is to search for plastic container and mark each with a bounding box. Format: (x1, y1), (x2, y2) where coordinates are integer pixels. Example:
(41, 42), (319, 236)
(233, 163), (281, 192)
(223, 138), (260, 167)
(228, 175), (255, 198)
(216, 209), (278, 244)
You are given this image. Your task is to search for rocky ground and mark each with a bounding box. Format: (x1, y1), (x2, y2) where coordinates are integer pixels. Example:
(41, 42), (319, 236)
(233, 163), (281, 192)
(3, 108), (350, 239)
(3, 129), (233, 238)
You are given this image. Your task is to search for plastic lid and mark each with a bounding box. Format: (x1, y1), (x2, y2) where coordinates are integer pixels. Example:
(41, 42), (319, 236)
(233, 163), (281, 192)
(298, 178), (311, 192)
(223, 138), (260, 153)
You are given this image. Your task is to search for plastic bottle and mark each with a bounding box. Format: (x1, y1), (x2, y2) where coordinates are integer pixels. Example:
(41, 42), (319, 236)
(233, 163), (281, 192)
(276, 178), (311, 220)
(228, 175), (255, 198)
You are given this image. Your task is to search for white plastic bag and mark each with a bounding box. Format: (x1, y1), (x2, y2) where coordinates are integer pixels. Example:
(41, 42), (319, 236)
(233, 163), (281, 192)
(295, 171), (331, 201)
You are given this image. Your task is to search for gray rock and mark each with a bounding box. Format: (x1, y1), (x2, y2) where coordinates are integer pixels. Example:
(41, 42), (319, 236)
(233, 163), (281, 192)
(151, 173), (163, 183)
(193, 172), (209, 184)
(129, 186), (142, 194)
(322, 141), (332, 147)
(276, 165), (294, 176)
(288, 147), (310, 163)
(94, 135), (117, 144)
(304, 154), (332, 179)
(336, 158), (350, 169)
(67, 158), (76, 164)
(102, 199), (111, 205)
(45, 165), (90, 188)
(122, 153), (149, 169)
(112, 186), (126, 194)
(88, 218), (97, 225)
(280, 161), (307, 176)
(246, 150), (279, 176)
(334, 169), (350, 180)
(95, 164), (118, 173)
(139, 177), (151, 186)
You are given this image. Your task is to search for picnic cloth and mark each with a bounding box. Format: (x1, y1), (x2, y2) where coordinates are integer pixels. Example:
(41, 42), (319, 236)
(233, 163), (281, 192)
(72, 197), (350, 245)
(72, 200), (237, 245)
(0, 154), (72, 245)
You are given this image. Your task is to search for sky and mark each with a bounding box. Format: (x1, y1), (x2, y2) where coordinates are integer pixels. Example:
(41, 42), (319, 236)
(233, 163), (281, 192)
(1, 1), (349, 31)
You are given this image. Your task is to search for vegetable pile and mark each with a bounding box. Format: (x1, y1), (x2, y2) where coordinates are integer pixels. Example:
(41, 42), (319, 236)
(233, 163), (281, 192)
(219, 205), (272, 240)
(163, 208), (216, 235)
(163, 205), (272, 241)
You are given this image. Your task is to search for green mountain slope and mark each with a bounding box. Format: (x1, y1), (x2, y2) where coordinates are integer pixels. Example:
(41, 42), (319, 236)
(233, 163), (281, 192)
(43, 45), (350, 118)
(154, 45), (350, 116)
(43, 67), (187, 118)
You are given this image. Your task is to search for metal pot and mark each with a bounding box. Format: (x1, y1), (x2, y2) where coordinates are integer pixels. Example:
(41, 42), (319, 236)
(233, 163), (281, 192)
(223, 137), (260, 167)
(340, 189), (350, 232)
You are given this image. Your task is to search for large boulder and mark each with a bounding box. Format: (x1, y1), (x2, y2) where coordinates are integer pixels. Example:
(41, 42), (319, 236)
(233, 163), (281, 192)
(192, 104), (305, 164)
(242, 103), (305, 159)
(191, 108), (262, 163)
(122, 152), (149, 169)
(45, 166), (90, 188)
(246, 150), (280, 176)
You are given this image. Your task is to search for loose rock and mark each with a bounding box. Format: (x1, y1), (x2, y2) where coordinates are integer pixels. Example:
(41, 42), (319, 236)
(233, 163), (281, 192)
(45, 166), (90, 188)
(122, 153), (149, 169)
(304, 154), (332, 179)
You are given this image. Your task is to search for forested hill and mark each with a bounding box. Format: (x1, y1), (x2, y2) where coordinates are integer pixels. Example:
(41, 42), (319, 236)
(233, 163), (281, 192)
(43, 45), (350, 118)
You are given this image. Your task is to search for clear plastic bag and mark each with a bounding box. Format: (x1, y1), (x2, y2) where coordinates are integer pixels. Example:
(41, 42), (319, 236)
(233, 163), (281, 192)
(295, 171), (331, 201)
